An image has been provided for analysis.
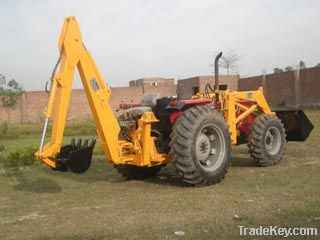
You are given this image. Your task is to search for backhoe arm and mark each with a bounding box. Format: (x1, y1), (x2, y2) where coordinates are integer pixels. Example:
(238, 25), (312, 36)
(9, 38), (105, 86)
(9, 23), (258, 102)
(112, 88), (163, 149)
(35, 16), (121, 169)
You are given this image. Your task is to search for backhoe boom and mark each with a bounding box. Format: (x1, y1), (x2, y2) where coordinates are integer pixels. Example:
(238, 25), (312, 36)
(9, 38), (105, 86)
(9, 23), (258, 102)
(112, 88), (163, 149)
(35, 16), (166, 171)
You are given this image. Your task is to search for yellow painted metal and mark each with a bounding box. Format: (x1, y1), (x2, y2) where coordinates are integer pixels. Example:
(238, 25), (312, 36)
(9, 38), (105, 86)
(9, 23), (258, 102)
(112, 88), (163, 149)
(194, 87), (273, 144)
(35, 15), (274, 171)
(235, 105), (257, 123)
(35, 16), (167, 169)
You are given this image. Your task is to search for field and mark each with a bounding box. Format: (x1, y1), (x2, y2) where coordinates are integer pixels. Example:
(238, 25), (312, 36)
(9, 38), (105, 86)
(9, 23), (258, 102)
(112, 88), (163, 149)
(0, 111), (319, 239)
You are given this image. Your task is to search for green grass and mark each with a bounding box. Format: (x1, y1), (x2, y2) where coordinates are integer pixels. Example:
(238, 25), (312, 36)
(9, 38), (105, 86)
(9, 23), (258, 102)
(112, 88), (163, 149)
(0, 111), (319, 239)
(0, 117), (96, 139)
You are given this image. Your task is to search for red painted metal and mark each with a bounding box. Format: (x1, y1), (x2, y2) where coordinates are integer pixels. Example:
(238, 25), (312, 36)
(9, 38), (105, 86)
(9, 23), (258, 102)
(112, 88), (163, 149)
(237, 100), (255, 137)
(169, 111), (183, 124)
(169, 99), (213, 124)
(169, 99), (212, 108)
(181, 99), (212, 105)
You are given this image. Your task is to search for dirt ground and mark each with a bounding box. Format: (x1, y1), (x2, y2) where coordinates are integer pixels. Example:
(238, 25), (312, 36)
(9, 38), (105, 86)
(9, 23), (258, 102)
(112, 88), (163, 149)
(0, 111), (319, 239)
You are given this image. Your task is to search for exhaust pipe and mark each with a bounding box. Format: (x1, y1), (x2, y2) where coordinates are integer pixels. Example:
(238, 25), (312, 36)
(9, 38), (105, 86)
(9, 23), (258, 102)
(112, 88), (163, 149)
(214, 52), (223, 91)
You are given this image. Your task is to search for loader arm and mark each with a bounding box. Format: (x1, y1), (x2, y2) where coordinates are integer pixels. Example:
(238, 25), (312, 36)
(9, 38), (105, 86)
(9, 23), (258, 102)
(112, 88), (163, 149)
(35, 16), (121, 168)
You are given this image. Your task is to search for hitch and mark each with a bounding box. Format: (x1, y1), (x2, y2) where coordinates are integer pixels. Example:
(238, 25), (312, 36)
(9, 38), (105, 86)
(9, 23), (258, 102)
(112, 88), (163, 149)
(55, 138), (96, 173)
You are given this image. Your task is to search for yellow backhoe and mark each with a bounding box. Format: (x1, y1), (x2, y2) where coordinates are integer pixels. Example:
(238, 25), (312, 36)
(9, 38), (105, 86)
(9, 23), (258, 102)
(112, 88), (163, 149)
(35, 16), (313, 186)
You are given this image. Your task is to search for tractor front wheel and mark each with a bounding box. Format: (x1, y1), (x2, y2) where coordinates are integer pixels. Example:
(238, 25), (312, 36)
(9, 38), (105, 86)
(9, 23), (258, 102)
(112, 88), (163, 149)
(169, 106), (231, 186)
(248, 114), (286, 166)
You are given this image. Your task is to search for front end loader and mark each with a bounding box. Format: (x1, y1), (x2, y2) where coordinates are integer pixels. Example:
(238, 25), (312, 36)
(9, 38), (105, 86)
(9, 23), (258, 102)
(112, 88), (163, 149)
(35, 16), (313, 186)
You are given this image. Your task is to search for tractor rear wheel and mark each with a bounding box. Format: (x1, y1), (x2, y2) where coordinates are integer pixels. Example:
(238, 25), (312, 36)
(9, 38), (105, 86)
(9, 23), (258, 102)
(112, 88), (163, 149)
(248, 114), (286, 166)
(115, 164), (164, 179)
(169, 106), (231, 186)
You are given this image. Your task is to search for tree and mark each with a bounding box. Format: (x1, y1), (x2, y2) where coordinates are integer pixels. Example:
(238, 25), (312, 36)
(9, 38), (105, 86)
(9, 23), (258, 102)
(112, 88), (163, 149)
(285, 66), (294, 72)
(274, 68), (284, 73)
(0, 74), (5, 84)
(218, 50), (241, 75)
(0, 75), (24, 124)
(299, 61), (306, 69)
(316, 63), (320, 67)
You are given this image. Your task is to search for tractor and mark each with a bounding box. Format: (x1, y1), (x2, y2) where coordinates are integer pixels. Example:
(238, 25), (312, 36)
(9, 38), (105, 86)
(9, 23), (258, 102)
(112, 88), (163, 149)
(35, 16), (313, 186)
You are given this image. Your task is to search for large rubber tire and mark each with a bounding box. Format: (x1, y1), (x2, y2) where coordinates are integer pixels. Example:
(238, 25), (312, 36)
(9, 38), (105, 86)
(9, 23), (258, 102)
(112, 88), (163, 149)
(248, 114), (286, 167)
(115, 165), (164, 179)
(169, 106), (231, 186)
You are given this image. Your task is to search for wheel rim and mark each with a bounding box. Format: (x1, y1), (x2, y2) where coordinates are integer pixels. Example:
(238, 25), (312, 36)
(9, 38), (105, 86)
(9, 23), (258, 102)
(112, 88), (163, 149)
(195, 124), (226, 171)
(264, 126), (281, 155)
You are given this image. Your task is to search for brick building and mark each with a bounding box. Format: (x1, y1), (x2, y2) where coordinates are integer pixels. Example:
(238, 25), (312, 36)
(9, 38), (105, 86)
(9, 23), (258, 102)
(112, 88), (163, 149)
(238, 66), (320, 108)
(0, 78), (177, 123)
(1, 68), (319, 123)
(129, 77), (175, 87)
(177, 75), (239, 99)
(129, 77), (177, 98)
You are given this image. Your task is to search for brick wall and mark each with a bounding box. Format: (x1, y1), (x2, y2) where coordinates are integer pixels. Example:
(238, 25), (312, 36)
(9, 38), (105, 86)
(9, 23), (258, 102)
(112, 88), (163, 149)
(109, 86), (143, 110)
(0, 98), (22, 123)
(143, 85), (177, 98)
(129, 77), (175, 87)
(2, 68), (319, 123)
(177, 77), (199, 100)
(264, 72), (296, 107)
(177, 75), (239, 100)
(0, 83), (175, 123)
(198, 75), (239, 92)
(24, 91), (49, 122)
(300, 67), (320, 107)
(238, 76), (263, 91)
(238, 66), (320, 108)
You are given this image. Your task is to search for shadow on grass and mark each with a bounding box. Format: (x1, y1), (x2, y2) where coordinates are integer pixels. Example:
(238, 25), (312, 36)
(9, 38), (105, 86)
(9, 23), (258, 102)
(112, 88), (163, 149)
(35, 155), (256, 188)
(42, 156), (258, 187)
(142, 165), (188, 187)
(36, 235), (106, 240)
(6, 168), (62, 193)
(42, 157), (123, 184)
(35, 231), (131, 240)
(46, 163), (187, 187)
(43, 159), (188, 187)
(231, 156), (255, 168)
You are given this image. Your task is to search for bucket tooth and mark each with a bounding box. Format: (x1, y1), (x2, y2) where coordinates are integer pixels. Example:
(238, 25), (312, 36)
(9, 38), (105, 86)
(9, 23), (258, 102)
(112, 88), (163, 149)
(83, 139), (89, 148)
(55, 138), (96, 173)
(76, 138), (82, 150)
(71, 138), (76, 150)
(90, 139), (96, 148)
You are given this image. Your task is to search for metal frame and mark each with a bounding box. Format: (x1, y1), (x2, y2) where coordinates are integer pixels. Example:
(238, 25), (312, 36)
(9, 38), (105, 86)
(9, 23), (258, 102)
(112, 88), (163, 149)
(35, 16), (167, 169)
(194, 87), (273, 144)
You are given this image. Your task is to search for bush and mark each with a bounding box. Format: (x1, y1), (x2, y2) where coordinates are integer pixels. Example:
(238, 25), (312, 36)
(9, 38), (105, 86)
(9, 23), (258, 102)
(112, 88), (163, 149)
(0, 144), (5, 164)
(93, 142), (104, 155)
(0, 117), (97, 138)
(0, 122), (19, 139)
(3, 145), (39, 168)
(0, 121), (9, 135)
(64, 120), (96, 136)
(0, 144), (5, 153)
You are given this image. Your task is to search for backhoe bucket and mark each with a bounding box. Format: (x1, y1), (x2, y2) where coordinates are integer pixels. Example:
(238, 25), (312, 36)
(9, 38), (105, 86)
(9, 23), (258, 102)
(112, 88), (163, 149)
(275, 110), (313, 141)
(56, 138), (96, 173)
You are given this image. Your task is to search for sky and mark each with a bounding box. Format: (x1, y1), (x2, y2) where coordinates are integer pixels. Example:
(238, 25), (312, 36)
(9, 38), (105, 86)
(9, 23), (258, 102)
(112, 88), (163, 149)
(0, 0), (319, 90)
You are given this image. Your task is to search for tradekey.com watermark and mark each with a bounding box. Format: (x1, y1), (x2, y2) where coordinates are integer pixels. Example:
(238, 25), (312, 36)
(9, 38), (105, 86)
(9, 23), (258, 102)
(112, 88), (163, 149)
(239, 225), (318, 238)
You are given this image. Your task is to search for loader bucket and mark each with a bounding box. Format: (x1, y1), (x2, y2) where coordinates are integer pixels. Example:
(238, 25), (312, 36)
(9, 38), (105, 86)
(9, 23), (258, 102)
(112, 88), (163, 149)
(275, 110), (313, 141)
(55, 138), (96, 173)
